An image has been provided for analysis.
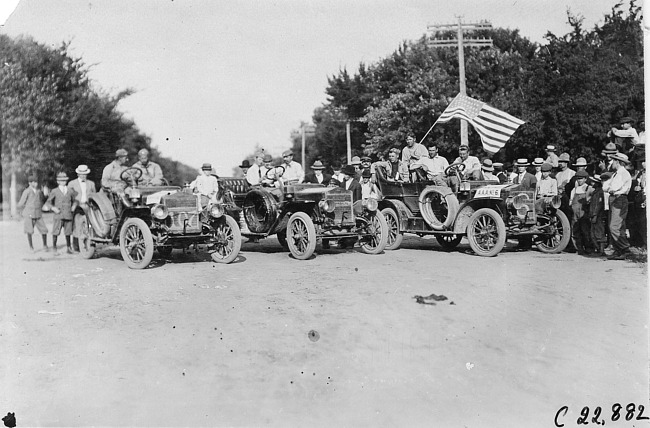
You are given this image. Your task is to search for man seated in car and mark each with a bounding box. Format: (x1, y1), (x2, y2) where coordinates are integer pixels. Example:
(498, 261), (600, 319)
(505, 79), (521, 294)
(132, 148), (164, 186)
(451, 144), (481, 180)
(410, 143), (450, 185)
(371, 147), (409, 182)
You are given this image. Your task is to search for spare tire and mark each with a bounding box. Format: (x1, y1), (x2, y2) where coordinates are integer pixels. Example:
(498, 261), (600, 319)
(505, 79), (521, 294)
(86, 195), (115, 239)
(243, 188), (278, 233)
(419, 186), (459, 231)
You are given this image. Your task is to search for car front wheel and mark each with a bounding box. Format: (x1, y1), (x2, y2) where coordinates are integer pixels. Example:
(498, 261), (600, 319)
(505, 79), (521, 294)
(381, 207), (403, 250)
(535, 210), (571, 253)
(119, 217), (154, 269)
(286, 211), (316, 260)
(211, 215), (242, 264)
(359, 210), (389, 255)
(466, 208), (506, 257)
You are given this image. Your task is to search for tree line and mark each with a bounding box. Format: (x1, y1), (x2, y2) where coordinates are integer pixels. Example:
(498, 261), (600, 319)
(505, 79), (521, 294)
(0, 34), (197, 214)
(288, 1), (643, 170)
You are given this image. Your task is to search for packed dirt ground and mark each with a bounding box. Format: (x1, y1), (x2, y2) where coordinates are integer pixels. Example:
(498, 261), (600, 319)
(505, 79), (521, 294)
(1, 216), (648, 427)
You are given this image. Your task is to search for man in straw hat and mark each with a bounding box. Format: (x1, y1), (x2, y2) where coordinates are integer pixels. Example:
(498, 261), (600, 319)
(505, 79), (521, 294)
(17, 175), (49, 252)
(532, 157), (544, 182)
(545, 145), (559, 168)
(478, 159), (498, 182)
(68, 164), (96, 252)
(304, 160), (331, 185)
(602, 153), (633, 260)
(45, 172), (78, 254)
(512, 158), (537, 190)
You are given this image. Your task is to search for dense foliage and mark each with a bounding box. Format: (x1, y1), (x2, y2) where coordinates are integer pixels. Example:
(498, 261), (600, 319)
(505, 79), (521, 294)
(294, 1), (643, 168)
(0, 34), (196, 194)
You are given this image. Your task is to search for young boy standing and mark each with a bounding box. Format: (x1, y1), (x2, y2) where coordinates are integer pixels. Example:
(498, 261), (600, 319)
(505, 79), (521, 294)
(17, 175), (49, 252)
(45, 172), (78, 254)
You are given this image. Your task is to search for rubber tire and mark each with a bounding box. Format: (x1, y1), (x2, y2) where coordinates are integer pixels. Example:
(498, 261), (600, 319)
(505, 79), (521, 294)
(381, 207), (403, 250)
(535, 210), (571, 254)
(78, 216), (96, 259)
(286, 211), (316, 260)
(87, 200), (111, 238)
(119, 217), (154, 269)
(359, 210), (389, 255)
(211, 215), (242, 264)
(436, 234), (462, 249)
(157, 246), (173, 258)
(419, 187), (459, 231)
(466, 208), (506, 257)
(276, 230), (289, 249)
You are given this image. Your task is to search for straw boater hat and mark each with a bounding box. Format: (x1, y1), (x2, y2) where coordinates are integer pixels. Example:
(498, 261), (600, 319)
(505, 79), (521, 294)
(75, 164), (91, 175)
(532, 157), (544, 166)
(558, 153), (571, 163)
(515, 158), (530, 167)
(56, 172), (69, 181)
(311, 160), (325, 170)
(481, 159), (494, 171)
(546, 145), (556, 152)
(350, 156), (361, 166)
(573, 157), (588, 167)
(239, 160), (251, 168)
(610, 153), (630, 164)
(492, 162), (503, 171)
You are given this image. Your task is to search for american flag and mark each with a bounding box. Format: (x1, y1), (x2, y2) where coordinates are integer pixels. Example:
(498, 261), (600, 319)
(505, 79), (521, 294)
(435, 94), (525, 154)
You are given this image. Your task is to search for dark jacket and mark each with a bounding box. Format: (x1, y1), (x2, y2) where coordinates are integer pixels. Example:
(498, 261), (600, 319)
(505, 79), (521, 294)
(303, 172), (332, 186)
(17, 188), (46, 219)
(340, 178), (362, 202)
(513, 172), (537, 191)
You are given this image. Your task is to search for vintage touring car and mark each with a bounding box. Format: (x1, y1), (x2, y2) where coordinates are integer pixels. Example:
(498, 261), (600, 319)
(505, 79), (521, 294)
(220, 166), (388, 260)
(375, 163), (571, 257)
(79, 167), (242, 269)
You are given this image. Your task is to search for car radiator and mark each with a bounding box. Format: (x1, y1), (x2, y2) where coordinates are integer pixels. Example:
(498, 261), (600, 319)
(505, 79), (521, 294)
(161, 193), (202, 233)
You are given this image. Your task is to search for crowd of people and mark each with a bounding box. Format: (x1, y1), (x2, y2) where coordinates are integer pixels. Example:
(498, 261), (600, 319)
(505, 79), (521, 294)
(17, 116), (646, 260)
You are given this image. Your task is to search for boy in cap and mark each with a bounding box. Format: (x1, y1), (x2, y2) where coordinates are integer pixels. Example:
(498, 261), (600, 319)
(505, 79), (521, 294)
(588, 175), (607, 256)
(17, 175), (49, 252)
(536, 163), (558, 197)
(190, 163), (220, 204)
(45, 172), (78, 254)
(569, 170), (593, 255)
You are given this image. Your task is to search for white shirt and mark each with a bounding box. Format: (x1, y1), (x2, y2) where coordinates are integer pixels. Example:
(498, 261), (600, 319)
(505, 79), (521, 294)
(282, 161), (304, 183)
(79, 180), (88, 203)
(190, 174), (219, 197)
(246, 163), (263, 186)
(603, 165), (632, 196)
(414, 155), (449, 177)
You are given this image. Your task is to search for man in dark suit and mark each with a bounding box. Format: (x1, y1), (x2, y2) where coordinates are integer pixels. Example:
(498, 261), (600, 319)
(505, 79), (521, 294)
(513, 158), (537, 190)
(303, 160), (331, 185)
(340, 164), (362, 202)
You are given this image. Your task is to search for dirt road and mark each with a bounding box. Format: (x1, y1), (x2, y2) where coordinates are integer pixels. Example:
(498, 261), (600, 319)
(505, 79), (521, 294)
(1, 218), (647, 427)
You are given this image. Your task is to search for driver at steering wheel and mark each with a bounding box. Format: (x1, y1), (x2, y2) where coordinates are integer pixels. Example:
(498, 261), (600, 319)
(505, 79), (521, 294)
(101, 148), (130, 195)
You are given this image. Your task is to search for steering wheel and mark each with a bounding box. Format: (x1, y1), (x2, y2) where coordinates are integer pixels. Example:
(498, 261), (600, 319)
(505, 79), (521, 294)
(120, 167), (143, 187)
(264, 165), (285, 181)
(444, 162), (466, 177)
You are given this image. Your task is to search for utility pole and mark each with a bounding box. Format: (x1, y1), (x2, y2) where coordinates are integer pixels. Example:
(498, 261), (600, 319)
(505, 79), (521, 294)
(427, 18), (493, 146)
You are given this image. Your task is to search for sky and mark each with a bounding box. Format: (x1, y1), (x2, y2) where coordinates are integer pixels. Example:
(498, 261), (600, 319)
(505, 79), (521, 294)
(1, 0), (621, 176)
